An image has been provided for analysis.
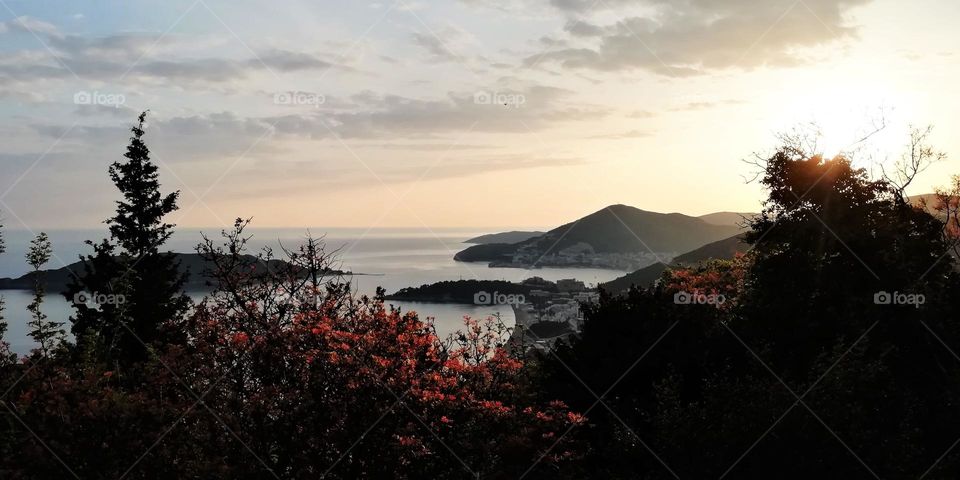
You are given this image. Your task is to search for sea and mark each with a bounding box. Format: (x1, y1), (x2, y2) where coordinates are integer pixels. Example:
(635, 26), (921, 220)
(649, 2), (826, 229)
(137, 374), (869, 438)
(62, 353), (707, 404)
(0, 228), (630, 355)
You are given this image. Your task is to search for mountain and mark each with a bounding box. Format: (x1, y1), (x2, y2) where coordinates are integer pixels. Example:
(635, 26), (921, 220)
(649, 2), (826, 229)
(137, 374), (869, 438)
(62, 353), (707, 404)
(908, 193), (939, 207)
(454, 205), (743, 269)
(0, 253), (347, 292)
(464, 231), (544, 244)
(698, 211), (756, 227)
(908, 193), (950, 216)
(673, 234), (749, 265)
(600, 234), (749, 294)
(599, 262), (671, 294)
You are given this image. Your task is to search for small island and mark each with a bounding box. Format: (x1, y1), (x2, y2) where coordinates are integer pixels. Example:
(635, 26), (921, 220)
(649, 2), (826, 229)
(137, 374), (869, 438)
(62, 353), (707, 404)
(386, 276), (600, 350)
(0, 252), (352, 292)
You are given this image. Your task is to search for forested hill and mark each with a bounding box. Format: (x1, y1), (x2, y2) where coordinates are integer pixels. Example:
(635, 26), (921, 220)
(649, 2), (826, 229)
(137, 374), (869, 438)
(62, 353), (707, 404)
(537, 205), (742, 253)
(697, 211), (756, 226)
(455, 205), (742, 263)
(384, 279), (537, 303)
(601, 234), (749, 293)
(464, 231), (544, 244)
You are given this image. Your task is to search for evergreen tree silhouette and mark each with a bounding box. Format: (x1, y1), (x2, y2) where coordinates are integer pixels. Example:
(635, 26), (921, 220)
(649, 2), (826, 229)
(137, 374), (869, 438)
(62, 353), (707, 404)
(67, 111), (189, 364)
(26, 232), (63, 356)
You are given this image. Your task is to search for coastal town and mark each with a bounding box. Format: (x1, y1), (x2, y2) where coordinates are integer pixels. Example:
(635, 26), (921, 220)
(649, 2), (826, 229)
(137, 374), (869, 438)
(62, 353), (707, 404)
(508, 276), (600, 352)
(383, 274), (603, 352)
(489, 241), (671, 271)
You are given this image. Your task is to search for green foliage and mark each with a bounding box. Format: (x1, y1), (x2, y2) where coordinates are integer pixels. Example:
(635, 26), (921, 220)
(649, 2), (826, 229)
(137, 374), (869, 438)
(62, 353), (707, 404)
(25, 232), (52, 271)
(107, 111), (179, 256)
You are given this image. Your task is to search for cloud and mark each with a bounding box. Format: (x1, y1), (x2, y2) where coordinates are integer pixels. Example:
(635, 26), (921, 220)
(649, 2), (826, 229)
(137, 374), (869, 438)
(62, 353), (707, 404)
(30, 123), (126, 140)
(0, 24), (347, 88)
(26, 83), (606, 161)
(253, 49), (337, 71)
(357, 142), (498, 151)
(0, 88), (46, 102)
(155, 112), (274, 137)
(265, 86), (610, 139)
(0, 16), (60, 36)
(626, 110), (655, 118)
(530, 0), (873, 75)
(538, 36), (568, 49)
(547, 0), (637, 12)
(410, 26), (474, 63)
(586, 129), (652, 139)
(564, 19), (603, 37)
(335, 88), (606, 137)
(458, 0), (548, 15)
(73, 103), (139, 117)
(669, 99), (745, 111)
(411, 32), (458, 62)
(26, 113), (281, 166)
(210, 152), (585, 202)
(380, 154), (585, 182)
(47, 33), (161, 60)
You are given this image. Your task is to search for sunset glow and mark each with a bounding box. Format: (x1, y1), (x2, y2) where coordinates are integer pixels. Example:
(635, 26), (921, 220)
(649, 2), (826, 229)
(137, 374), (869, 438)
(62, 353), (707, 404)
(0, 0), (956, 229)
(3, 2), (960, 478)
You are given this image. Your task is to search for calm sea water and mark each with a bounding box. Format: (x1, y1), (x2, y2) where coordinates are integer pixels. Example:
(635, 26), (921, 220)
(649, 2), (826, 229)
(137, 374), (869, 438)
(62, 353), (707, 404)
(0, 228), (630, 355)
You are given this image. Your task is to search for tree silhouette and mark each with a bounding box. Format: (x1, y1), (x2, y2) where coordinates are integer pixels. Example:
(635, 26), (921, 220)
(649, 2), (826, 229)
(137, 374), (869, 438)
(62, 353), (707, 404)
(538, 140), (960, 478)
(0, 219), (6, 340)
(67, 111), (189, 364)
(26, 232), (63, 356)
(0, 219), (11, 364)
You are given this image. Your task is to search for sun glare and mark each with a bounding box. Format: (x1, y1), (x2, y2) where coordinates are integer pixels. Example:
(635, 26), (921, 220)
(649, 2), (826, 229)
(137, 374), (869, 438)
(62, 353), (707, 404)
(780, 83), (911, 166)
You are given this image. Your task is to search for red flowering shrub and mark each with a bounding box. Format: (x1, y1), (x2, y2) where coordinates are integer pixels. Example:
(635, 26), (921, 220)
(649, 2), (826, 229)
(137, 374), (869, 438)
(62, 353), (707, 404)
(0, 353), (217, 478)
(929, 174), (960, 257)
(0, 296), (581, 479)
(0, 222), (584, 478)
(661, 254), (749, 311)
(170, 292), (583, 478)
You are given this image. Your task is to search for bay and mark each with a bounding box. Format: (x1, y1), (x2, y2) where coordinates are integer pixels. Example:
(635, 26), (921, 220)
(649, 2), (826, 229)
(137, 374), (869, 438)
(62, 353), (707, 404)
(0, 228), (630, 355)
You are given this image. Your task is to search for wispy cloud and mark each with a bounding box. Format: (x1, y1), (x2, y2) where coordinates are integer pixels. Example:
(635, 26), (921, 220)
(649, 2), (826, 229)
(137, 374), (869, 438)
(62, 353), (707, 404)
(529, 0), (873, 75)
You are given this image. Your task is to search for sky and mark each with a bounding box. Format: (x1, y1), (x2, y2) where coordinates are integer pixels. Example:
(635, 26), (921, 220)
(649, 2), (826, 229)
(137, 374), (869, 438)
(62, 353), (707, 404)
(1, 0), (959, 230)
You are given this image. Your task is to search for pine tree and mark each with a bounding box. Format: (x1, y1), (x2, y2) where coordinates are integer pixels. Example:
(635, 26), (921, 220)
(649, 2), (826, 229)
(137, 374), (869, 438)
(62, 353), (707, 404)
(107, 111), (179, 257)
(67, 112), (190, 363)
(26, 232), (63, 356)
